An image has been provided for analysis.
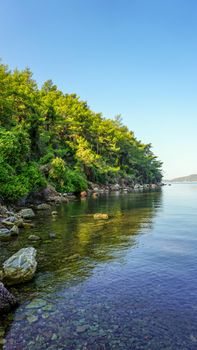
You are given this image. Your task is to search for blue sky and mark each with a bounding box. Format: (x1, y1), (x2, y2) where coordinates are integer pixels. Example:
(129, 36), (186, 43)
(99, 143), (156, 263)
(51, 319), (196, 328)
(1, 0), (197, 179)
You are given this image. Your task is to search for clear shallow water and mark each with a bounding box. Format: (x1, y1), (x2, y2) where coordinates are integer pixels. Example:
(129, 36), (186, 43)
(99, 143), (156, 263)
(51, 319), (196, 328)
(1, 184), (197, 349)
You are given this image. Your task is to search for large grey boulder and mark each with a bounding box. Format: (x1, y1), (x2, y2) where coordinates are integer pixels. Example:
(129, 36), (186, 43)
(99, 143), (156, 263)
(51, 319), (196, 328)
(18, 208), (35, 219)
(0, 283), (18, 313)
(3, 247), (37, 285)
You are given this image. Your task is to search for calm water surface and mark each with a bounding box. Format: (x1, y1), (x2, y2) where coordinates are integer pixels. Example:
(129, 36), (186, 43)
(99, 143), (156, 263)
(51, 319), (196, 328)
(1, 184), (197, 349)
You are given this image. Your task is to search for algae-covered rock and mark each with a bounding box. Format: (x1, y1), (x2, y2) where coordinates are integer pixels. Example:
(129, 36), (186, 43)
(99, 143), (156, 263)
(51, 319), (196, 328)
(0, 282), (18, 313)
(23, 222), (35, 229)
(19, 208), (35, 219)
(49, 232), (56, 239)
(93, 213), (109, 220)
(1, 220), (14, 227)
(36, 203), (51, 210)
(0, 228), (11, 241)
(28, 235), (41, 241)
(3, 247), (37, 285)
(10, 225), (19, 236)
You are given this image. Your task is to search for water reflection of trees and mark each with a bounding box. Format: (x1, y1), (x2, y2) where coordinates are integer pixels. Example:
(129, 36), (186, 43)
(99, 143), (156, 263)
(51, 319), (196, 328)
(36, 191), (162, 286)
(1, 191), (162, 294)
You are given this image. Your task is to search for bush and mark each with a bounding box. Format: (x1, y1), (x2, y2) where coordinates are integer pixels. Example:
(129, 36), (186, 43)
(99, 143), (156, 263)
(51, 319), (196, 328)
(49, 157), (87, 192)
(0, 158), (46, 202)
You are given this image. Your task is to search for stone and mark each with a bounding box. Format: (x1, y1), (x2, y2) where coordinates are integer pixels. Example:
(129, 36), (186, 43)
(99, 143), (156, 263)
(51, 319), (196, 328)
(27, 315), (38, 324)
(19, 208), (35, 219)
(36, 203), (51, 210)
(1, 220), (14, 227)
(49, 232), (56, 239)
(93, 213), (109, 220)
(42, 185), (59, 200)
(10, 225), (19, 236)
(28, 235), (41, 241)
(0, 228), (11, 241)
(0, 205), (8, 216)
(15, 218), (24, 228)
(51, 211), (58, 216)
(76, 324), (89, 333)
(3, 247), (37, 285)
(22, 222), (35, 229)
(80, 191), (87, 198)
(0, 282), (18, 313)
(93, 187), (99, 192)
(66, 253), (80, 260)
(110, 184), (120, 191)
(26, 299), (47, 309)
(5, 216), (16, 223)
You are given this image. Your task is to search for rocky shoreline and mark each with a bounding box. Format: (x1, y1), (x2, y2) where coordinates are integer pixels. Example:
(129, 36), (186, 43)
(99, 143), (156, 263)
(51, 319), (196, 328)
(0, 182), (162, 314)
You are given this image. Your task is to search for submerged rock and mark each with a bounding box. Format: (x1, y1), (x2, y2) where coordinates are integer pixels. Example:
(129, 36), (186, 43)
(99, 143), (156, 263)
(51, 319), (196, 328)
(0, 283), (18, 313)
(49, 232), (56, 239)
(0, 228), (11, 241)
(1, 220), (14, 227)
(19, 208), (35, 219)
(3, 247), (37, 285)
(10, 225), (19, 236)
(26, 298), (47, 309)
(36, 203), (51, 210)
(23, 222), (35, 229)
(28, 235), (41, 241)
(94, 213), (109, 220)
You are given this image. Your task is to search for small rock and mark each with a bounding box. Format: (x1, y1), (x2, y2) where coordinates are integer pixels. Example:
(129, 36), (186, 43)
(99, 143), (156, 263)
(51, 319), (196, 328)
(93, 213), (109, 220)
(23, 222), (35, 229)
(51, 211), (58, 216)
(15, 218), (24, 228)
(27, 315), (38, 324)
(51, 333), (58, 340)
(5, 216), (16, 223)
(28, 235), (41, 241)
(49, 232), (56, 239)
(1, 220), (14, 227)
(10, 225), (19, 236)
(0, 205), (8, 216)
(66, 253), (80, 260)
(36, 203), (51, 210)
(0, 228), (11, 241)
(76, 324), (89, 333)
(18, 208), (35, 219)
(26, 299), (47, 309)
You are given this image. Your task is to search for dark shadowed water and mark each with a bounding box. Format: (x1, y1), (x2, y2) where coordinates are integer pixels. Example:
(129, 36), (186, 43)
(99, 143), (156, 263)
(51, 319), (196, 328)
(1, 184), (197, 349)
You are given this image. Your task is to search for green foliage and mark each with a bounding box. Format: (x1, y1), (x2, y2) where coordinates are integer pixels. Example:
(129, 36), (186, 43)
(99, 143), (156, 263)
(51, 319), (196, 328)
(49, 157), (87, 192)
(0, 62), (162, 201)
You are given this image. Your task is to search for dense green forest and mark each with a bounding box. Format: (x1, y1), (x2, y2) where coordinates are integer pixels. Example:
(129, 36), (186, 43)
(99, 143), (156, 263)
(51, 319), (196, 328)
(0, 63), (162, 201)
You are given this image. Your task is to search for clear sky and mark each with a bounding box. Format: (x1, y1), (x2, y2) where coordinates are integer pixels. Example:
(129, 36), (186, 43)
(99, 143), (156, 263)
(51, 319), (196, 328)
(1, 0), (197, 179)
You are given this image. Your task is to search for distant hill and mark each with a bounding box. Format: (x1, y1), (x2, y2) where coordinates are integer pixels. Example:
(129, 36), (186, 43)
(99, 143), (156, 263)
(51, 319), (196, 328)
(170, 174), (197, 182)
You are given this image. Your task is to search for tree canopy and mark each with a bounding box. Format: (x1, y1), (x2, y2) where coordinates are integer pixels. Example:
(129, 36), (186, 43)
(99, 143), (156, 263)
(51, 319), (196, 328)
(0, 63), (162, 201)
